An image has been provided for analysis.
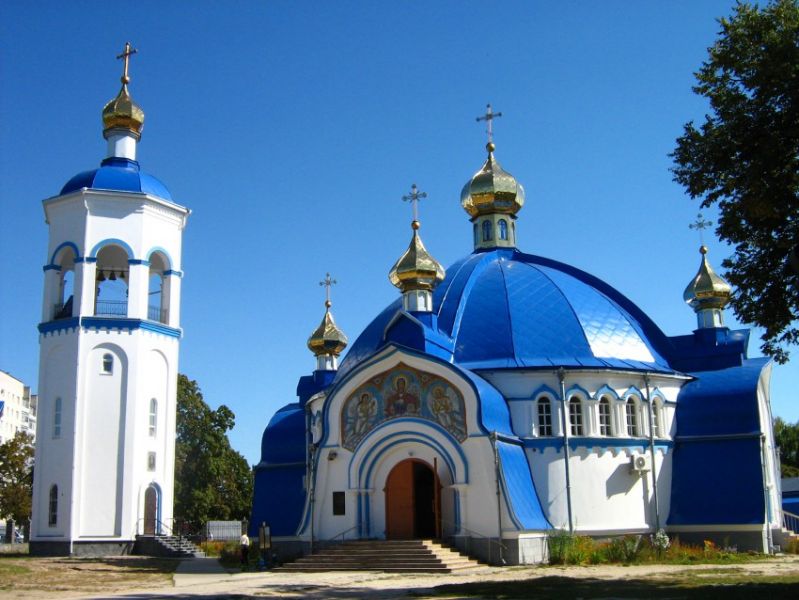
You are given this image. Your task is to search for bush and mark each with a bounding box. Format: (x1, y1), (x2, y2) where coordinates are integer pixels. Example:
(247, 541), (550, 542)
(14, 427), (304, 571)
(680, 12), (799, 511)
(547, 530), (596, 565)
(604, 535), (643, 563)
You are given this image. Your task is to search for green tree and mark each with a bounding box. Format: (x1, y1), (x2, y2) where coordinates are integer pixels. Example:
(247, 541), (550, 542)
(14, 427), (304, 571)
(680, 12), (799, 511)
(775, 416), (799, 477)
(0, 432), (34, 524)
(671, 0), (799, 363)
(174, 375), (253, 530)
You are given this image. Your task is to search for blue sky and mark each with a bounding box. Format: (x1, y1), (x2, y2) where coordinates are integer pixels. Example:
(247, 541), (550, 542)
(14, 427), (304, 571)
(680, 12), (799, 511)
(1, 1), (796, 465)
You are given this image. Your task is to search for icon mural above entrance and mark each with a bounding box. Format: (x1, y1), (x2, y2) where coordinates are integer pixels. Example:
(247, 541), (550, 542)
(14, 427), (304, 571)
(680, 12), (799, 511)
(341, 363), (467, 450)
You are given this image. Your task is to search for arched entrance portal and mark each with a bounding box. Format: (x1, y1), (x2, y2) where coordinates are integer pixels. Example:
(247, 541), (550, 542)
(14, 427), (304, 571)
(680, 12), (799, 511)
(143, 485), (159, 535)
(384, 459), (441, 539)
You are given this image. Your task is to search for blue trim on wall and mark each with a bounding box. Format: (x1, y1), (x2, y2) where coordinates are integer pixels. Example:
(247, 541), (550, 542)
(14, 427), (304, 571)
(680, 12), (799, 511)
(49, 241), (81, 265)
(43, 264), (62, 272)
(521, 436), (674, 452)
(530, 383), (559, 400)
(594, 384), (620, 400)
(164, 269), (184, 278)
(89, 238), (134, 259)
(564, 383), (591, 400)
(75, 257), (97, 264)
(622, 385), (644, 399)
(354, 429), (465, 489)
(38, 316), (181, 339)
(128, 259), (151, 266)
(145, 247), (174, 269)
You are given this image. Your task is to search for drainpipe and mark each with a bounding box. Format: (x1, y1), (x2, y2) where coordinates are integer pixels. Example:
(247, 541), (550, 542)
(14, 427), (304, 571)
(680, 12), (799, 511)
(305, 404), (316, 554)
(309, 443), (316, 554)
(558, 368), (574, 533)
(760, 434), (774, 552)
(491, 431), (503, 565)
(643, 373), (661, 530)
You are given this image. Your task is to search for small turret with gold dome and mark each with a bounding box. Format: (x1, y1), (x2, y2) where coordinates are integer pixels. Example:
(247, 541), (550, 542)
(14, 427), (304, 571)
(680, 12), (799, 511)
(684, 245), (732, 329)
(461, 104), (524, 250)
(102, 42), (145, 160)
(389, 184), (445, 312)
(307, 274), (348, 371)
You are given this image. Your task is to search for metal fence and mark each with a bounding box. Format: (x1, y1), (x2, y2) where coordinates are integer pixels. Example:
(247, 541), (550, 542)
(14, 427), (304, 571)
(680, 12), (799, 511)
(206, 520), (244, 541)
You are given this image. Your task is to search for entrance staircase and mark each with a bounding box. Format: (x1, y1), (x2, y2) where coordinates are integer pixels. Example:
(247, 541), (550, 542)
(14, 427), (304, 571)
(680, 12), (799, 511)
(135, 534), (205, 558)
(275, 539), (482, 573)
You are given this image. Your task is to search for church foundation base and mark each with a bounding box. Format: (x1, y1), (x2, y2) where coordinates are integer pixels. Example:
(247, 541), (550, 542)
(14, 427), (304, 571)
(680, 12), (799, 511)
(448, 534), (548, 565)
(30, 540), (135, 557)
(666, 527), (768, 553)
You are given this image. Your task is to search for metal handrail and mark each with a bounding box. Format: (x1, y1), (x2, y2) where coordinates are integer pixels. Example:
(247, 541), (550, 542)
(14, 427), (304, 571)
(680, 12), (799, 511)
(783, 510), (799, 534)
(330, 524), (361, 544)
(440, 518), (508, 565)
(136, 517), (175, 537)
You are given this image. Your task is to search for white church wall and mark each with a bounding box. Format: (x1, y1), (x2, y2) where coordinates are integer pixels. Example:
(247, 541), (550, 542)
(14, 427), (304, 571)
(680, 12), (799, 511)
(31, 340), (79, 539)
(78, 343), (127, 537)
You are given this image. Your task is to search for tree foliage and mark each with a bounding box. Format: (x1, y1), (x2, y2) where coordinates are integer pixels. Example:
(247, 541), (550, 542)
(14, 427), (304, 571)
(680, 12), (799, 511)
(671, 0), (799, 362)
(775, 416), (799, 477)
(0, 432), (34, 524)
(174, 375), (253, 530)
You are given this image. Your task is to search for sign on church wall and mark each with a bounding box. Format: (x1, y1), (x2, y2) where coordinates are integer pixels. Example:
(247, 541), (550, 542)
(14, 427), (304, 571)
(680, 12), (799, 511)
(341, 363), (467, 450)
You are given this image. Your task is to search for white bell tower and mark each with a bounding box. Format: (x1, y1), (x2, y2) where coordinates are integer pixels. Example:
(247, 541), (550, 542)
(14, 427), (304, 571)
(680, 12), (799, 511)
(30, 43), (190, 556)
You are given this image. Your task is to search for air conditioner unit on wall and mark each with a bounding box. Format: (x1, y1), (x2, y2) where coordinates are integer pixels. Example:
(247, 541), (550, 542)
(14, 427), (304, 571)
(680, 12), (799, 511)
(630, 453), (651, 473)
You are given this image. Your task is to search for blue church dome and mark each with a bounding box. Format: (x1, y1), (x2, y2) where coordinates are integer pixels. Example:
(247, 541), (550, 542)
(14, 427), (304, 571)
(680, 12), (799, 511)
(60, 157), (172, 200)
(338, 248), (674, 378)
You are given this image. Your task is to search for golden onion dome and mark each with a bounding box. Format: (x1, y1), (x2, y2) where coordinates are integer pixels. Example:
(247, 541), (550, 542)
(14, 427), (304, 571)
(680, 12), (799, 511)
(683, 246), (732, 311)
(389, 221), (446, 292)
(461, 142), (525, 219)
(102, 81), (144, 139)
(307, 300), (348, 357)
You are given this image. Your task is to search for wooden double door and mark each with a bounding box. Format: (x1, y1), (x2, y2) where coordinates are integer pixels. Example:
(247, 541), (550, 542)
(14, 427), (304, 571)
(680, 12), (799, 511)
(385, 459), (441, 539)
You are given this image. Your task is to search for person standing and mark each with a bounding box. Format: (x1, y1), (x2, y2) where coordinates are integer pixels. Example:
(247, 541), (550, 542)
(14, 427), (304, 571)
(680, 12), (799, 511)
(240, 532), (250, 568)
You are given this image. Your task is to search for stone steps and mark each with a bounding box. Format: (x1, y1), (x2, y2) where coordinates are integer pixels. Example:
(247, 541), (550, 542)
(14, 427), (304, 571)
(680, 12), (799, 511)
(275, 539), (482, 573)
(135, 534), (205, 558)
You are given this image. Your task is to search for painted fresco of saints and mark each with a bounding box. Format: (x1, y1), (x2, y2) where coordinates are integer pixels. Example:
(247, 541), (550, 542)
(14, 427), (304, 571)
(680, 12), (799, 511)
(353, 392), (377, 437)
(386, 376), (419, 416)
(429, 385), (466, 439)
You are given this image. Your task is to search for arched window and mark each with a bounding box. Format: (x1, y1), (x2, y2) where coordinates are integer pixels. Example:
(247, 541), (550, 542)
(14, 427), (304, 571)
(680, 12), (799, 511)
(569, 396), (584, 436)
(53, 397), (62, 439)
(149, 398), (157, 437)
(498, 219), (508, 241)
(148, 252), (170, 324)
(94, 244), (130, 317)
(537, 396), (552, 436)
(652, 400), (662, 438)
(473, 223), (478, 246)
(482, 220), (493, 242)
(625, 398), (639, 436)
(48, 485), (58, 526)
(102, 353), (114, 374)
(598, 396), (612, 436)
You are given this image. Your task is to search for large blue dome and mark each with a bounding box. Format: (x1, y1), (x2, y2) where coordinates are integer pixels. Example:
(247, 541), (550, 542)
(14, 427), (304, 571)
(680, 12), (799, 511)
(60, 157), (172, 200)
(338, 248), (674, 378)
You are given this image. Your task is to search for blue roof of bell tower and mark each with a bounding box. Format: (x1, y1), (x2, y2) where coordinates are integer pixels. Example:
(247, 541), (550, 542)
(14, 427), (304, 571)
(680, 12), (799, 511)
(60, 157), (172, 200)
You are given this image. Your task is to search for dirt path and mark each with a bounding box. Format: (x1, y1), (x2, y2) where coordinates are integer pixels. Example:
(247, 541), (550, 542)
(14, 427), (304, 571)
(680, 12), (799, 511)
(3, 554), (799, 599)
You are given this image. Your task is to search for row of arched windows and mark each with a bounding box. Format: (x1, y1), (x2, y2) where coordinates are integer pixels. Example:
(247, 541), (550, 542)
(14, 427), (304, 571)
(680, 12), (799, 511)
(535, 394), (665, 438)
(473, 219), (513, 244)
(50, 244), (172, 325)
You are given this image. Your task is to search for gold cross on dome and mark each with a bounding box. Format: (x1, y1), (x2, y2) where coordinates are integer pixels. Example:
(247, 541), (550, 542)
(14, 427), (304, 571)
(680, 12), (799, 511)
(689, 213), (713, 246)
(402, 183), (427, 223)
(319, 273), (337, 306)
(116, 42), (138, 83)
(476, 103), (503, 144)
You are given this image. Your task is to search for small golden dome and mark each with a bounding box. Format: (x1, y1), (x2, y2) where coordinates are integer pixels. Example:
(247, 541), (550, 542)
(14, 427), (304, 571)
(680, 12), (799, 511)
(389, 222), (446, 292)
(683, 246), (732, 311)
(102, 43), (144, 139)
(307, 303), (348, 357)
(461, 143), (525, 218)
(102, 83), (145, 140)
